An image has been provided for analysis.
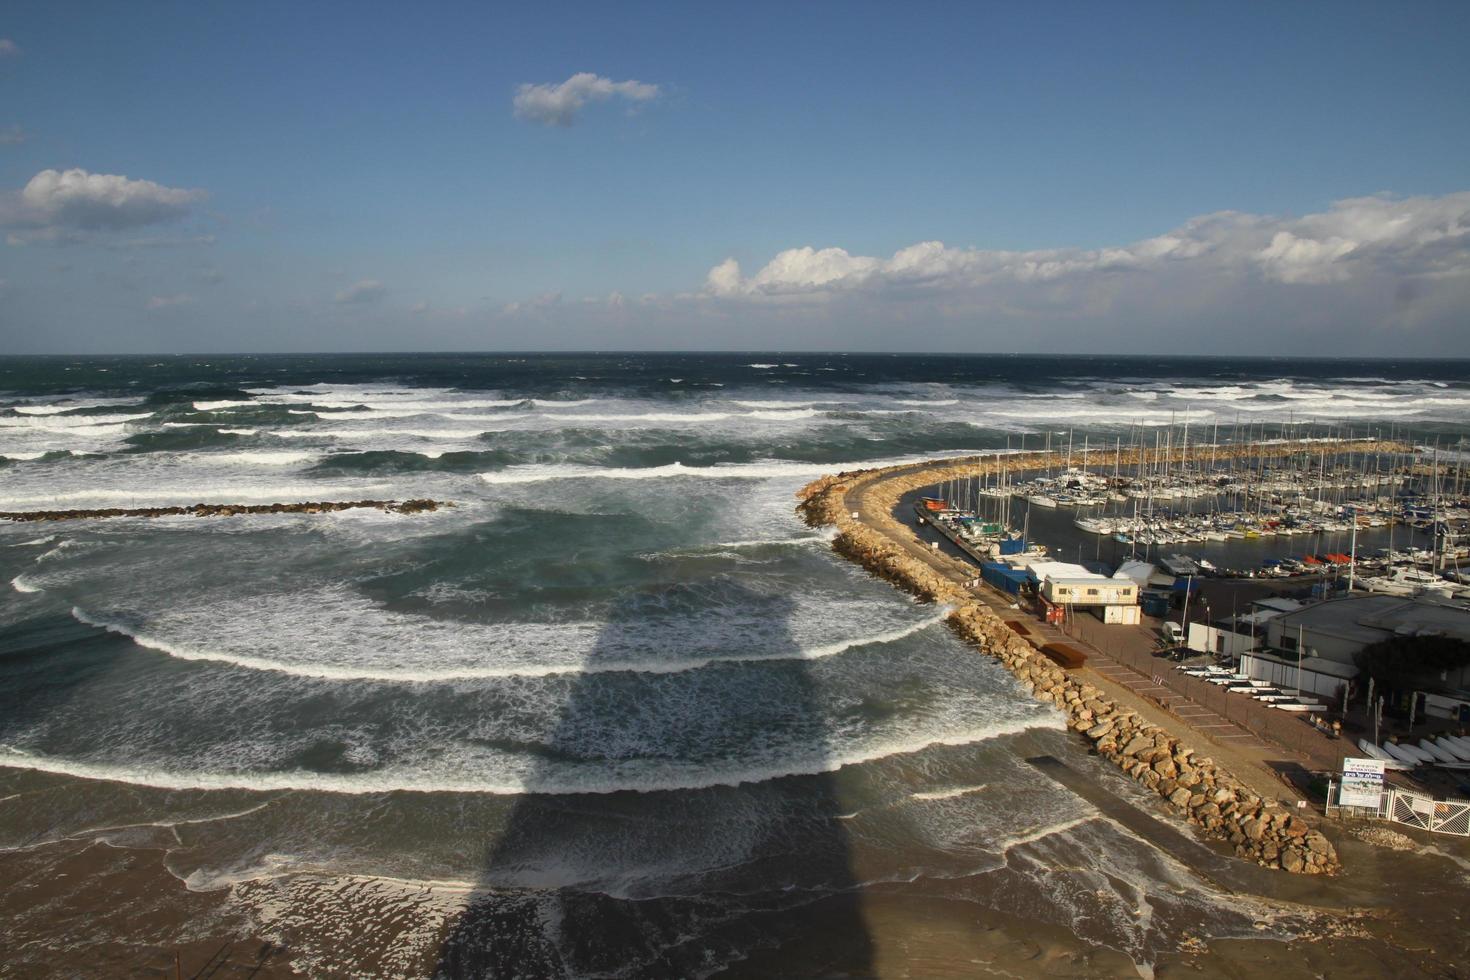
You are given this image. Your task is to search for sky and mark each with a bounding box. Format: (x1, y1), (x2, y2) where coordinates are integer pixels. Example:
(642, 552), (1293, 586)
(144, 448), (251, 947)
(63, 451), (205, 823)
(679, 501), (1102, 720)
(1, 1), (1468, 355)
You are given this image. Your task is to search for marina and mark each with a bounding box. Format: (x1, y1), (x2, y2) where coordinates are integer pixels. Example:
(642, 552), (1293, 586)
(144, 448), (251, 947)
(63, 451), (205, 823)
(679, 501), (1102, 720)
(910, 428), (1470, 596)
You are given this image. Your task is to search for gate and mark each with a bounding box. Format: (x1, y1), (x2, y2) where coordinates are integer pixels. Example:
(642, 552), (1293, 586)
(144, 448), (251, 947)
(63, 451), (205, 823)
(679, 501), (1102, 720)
(1334, 785), (1470, 837)
(1426, 796), (1470, 836)
(1389, 791), (1435, 831)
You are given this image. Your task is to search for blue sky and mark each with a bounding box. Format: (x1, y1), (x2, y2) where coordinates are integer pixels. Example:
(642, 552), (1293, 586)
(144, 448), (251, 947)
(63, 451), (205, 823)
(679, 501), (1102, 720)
(2, 1), (1469, 354)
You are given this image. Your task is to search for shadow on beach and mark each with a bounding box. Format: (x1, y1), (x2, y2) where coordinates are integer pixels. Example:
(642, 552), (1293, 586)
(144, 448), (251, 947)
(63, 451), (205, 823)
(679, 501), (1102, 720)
(432, 581), (873, 978)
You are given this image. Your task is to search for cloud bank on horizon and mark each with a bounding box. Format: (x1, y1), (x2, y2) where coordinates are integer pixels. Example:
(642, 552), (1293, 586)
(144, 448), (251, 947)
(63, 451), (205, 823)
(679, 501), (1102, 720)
(704, 193), (1470, 298)
(2, 163), (1467, 353)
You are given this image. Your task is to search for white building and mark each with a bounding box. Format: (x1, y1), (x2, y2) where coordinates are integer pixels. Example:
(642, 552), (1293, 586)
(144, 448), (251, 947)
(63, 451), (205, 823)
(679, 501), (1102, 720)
(1184, 597), (1301, 659)
(1186, 621), (1259, 659)
(1025, 561), (1139, 607)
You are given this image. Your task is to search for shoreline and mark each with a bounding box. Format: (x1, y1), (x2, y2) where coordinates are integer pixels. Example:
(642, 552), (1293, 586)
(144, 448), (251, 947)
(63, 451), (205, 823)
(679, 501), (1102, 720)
(792, 441), (1394, 875)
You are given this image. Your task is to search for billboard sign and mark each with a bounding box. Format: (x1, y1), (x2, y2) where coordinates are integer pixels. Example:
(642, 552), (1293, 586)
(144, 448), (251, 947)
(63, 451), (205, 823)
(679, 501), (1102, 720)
(1340, 757), (1386, 808)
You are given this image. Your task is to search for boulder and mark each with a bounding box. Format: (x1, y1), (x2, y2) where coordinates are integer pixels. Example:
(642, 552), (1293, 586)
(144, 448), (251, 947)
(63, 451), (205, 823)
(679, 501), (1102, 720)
(1121, 735), (1153, 758)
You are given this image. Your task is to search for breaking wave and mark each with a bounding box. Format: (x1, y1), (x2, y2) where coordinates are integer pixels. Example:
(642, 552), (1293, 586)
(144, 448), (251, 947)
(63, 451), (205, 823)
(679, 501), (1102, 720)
(0, 713), (1053, 796)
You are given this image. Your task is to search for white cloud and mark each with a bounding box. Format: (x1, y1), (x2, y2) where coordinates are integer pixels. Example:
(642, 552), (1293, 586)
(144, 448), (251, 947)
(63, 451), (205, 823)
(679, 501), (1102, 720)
(1256, 231), (1357, 284)
(18, 168), (206, 231)
(0, 39), (19, 58)
(500, 291), (562, 315)
(107, 234), (216, 250)
(705, 257), (742, 296)
(473, 190), (1470, 353)
(2, 168), (207, 245)
(146, 293), (193, 310)
(700, 192), (1470, 300)
(513, 72), (660, 126)
(335, 279), (386, 304)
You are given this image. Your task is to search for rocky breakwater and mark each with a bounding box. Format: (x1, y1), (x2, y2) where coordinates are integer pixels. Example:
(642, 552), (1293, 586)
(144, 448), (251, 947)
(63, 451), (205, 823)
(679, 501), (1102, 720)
(0, 498), (448, 523)
(797, 466), (1341, 875)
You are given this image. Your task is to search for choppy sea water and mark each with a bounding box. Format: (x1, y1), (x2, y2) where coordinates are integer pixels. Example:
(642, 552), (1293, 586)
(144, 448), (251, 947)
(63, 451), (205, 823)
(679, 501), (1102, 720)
(2, 353), (1469, 976)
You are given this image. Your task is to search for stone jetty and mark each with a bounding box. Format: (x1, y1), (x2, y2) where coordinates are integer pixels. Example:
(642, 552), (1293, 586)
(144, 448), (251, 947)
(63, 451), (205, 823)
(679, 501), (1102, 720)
(0, 498), (447, 523)
(793, 440), (1400, 875)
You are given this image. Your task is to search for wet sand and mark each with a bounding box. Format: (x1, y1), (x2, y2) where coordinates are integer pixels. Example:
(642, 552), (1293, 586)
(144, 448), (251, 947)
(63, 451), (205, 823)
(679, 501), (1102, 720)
(4, 757), (1469, 979)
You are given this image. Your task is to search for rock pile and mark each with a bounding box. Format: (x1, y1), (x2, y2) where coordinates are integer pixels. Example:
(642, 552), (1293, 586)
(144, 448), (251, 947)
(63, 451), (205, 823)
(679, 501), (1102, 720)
(949, 603), (1339, 874)
(0, 498), (447, 523)
(797, 448), (1348, 875)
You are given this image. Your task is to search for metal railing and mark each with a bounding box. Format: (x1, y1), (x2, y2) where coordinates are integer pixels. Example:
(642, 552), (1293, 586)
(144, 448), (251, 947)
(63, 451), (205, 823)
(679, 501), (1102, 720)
(1066, 616), (1345, 765)
(1327, 785), (1470, 837)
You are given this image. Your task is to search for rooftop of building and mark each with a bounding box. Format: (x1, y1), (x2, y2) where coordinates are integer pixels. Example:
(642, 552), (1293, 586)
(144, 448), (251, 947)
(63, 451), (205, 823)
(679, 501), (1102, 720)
(1273, 593), (1470, 646)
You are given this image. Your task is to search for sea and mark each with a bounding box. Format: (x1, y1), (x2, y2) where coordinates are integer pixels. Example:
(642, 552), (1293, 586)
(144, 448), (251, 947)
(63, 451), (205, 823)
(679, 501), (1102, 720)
(2, 353), (1469, 977)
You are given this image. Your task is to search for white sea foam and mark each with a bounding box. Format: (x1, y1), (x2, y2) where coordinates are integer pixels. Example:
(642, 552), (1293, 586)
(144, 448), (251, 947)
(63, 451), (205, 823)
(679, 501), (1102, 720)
(202, 452), (316, 466)
(0, 712), (1053, 796)
(709, 530), (838, 550)
(0, 414), (151, 429)
(730, 400), (843, 410)
(477, 452), (978, 486)
(70, 605), (947, 681)
(478, 461), (798, 484)
(269, 426), (504, 440)
(10, 575), (41, 594)
(219, 428), (258, 435)
(1, 452), (48, 461)
(288, 409), (440, 420)
(194, 400), (256, 411)
(910, 784), (988, 801)
(10, 398), (144, 415)
(288, 397), (525, 411)
(533, 411), (736, 423)
(995, 815), (1100, 854)
(14, 405), (81, 416)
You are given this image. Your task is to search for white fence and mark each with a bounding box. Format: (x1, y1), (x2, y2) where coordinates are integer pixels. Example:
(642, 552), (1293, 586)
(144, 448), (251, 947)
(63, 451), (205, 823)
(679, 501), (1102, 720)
(1329, 785), (1470, 837)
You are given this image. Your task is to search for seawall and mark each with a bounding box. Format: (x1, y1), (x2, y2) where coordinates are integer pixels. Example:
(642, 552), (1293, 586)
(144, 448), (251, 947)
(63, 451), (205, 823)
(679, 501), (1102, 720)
(0, 498), (448, 523)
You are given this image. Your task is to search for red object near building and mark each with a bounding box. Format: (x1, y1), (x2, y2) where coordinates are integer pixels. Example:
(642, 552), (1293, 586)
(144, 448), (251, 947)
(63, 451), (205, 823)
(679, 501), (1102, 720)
(1038, 596), (1067, 625)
